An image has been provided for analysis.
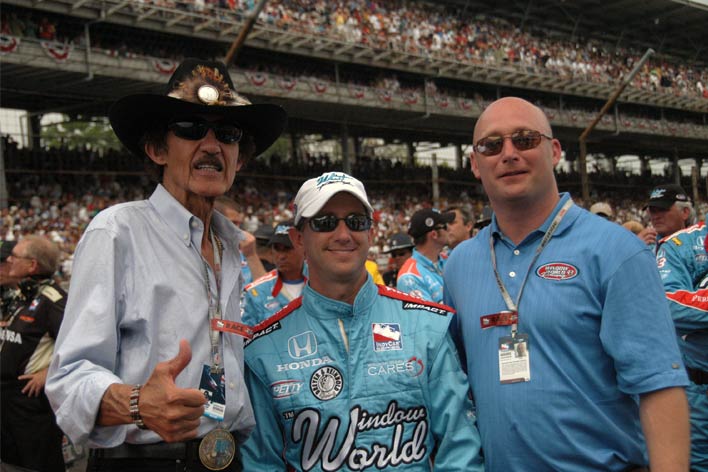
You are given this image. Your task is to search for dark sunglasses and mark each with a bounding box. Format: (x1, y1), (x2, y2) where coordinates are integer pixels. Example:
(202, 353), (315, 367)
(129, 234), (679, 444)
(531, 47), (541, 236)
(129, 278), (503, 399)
(390, 250), (410, 258)
(168, 119), (243, 144)
(308, 214), (373, 233)
(474, 130), (552, 157)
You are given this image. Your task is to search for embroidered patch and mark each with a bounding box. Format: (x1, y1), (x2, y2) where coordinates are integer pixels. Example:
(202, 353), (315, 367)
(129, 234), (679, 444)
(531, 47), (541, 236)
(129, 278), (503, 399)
(310, 366), (343, 401)
(536, 263), (578, 280)
(372, 323), (402, 351)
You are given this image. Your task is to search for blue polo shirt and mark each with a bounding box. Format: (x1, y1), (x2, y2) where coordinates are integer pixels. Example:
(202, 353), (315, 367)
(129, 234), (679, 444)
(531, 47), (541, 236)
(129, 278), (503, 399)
(444, 193), (688, 471)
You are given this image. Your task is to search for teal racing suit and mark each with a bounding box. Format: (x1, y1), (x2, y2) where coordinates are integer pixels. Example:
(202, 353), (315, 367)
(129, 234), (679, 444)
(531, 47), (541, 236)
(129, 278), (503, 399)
(657, 223), (708, 471)
(241, 276), (483, 471)
(243, 267), (307, 325)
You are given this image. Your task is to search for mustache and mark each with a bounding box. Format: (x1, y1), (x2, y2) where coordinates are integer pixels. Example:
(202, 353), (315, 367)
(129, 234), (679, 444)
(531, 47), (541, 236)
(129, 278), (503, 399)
(193, 153), (223, 171)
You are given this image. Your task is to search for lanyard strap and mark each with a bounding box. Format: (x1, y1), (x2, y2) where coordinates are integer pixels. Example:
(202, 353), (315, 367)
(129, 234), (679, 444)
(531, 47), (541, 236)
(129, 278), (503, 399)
(489, 199), (573, 335)
(202, 229), (224, 372)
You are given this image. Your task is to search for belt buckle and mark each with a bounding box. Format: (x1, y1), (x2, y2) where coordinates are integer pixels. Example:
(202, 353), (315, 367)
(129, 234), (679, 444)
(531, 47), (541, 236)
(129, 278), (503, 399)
(198, 429), (236, 471)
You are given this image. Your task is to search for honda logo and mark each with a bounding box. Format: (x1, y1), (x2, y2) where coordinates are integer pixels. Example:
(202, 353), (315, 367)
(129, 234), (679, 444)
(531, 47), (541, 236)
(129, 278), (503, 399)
(288, 331), (317, 359)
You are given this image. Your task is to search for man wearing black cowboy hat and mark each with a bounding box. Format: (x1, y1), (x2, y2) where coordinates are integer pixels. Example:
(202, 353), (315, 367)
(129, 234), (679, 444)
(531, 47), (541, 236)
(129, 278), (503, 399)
(46, 58), (287, 472)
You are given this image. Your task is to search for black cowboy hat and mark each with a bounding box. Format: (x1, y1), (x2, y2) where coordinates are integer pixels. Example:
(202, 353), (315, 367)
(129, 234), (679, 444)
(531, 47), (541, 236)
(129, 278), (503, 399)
(109, 58), (287, 158)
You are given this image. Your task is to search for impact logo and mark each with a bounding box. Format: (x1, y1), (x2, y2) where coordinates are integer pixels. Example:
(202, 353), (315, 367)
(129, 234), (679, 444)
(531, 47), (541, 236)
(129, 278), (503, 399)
(372, 323), (402, 351)
(536, 263), (578, 280)
(245, 321), (281, 347)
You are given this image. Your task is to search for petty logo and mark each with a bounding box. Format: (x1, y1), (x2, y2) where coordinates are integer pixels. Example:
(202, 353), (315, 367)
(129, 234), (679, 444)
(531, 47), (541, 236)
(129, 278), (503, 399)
(372, 323), (402, 352)
(536, 262), (578, 280)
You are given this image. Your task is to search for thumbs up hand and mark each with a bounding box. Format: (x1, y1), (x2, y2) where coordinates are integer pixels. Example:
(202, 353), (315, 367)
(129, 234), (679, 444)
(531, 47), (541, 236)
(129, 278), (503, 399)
(138, 339), (207, 442)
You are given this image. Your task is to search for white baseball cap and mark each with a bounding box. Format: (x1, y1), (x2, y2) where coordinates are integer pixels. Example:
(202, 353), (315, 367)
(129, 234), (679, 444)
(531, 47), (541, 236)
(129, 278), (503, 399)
(293, 172), (373, 225)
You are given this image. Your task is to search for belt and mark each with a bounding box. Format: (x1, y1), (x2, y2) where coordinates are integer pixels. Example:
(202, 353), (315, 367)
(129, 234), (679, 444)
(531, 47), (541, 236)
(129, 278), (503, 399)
(687, 366), (708, 385)
(88, 436), (242, 466)
(89, 439), (203, 460)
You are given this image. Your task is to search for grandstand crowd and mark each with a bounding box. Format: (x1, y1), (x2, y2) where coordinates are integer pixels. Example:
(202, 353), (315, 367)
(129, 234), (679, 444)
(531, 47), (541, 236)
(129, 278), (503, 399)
(3, 0), (707, 101)
(5, 142), (707, 290)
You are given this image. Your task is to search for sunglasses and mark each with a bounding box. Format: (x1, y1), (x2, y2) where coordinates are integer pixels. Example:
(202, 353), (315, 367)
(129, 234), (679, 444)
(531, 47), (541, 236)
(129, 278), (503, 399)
(390, 250), (410, 258)
(308, 214), (373, 233)
(168, 119), (243, 144)
(474, 130), (552, 156)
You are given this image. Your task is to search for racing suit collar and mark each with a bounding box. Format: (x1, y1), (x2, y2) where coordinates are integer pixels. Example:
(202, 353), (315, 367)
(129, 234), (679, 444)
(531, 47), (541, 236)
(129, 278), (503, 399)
(301, 273), (377, 320)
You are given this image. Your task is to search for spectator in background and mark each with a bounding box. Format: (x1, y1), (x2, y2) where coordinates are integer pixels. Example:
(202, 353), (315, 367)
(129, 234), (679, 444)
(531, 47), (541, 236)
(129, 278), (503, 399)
(642, 184), (694, 250)
(242, 220), (306, 325)
(0, 240), (20, 317)
(365, 247), (385, 284)
(241, 171), (484, 470)
(253, 223), (276, 272)
(444, 205), (474, 250)
(1, 235), (66, 472)
(381, 232), (414, 288)
(445, 96), (690, 470)
(657, 220), (708, 471)
(622, 219), (645, 235)
(397, 208), (453, 303)
(589, 201), (614, 220)
(46, 58), (287, 471)
(214, 195), (267, 282)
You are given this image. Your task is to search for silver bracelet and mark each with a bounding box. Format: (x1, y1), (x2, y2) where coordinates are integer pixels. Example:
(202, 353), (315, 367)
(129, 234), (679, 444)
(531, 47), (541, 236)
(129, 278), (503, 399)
(129, 384), (148, 430)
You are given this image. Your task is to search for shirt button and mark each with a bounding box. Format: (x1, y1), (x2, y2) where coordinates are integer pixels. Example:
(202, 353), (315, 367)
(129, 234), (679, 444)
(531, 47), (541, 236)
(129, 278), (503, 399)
(509, 271), (516, 277)
(183, 234), (189, 241)
(229, 382), (235, 390)
(513, 249), (520, 255)
(671, 363), (680, 369)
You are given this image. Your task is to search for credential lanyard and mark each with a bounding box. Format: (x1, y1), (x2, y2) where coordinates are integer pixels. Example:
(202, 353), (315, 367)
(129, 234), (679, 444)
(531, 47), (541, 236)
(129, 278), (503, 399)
(489, 199), (573, 336)
(202, 230), (224, 373)
(202, 230), (254, 374)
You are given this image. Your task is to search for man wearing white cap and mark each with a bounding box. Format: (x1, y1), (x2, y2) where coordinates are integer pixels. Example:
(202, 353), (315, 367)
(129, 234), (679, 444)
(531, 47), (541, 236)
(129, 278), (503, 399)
(241, 171), (483, 471)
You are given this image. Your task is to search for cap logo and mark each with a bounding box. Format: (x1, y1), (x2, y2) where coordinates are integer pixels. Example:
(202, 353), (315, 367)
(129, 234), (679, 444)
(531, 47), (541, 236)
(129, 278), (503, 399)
(425, 217), (434, 228)
(274, 224), (291, 235)
(650, 188), (667, 199)
(315, 172), (354, 191)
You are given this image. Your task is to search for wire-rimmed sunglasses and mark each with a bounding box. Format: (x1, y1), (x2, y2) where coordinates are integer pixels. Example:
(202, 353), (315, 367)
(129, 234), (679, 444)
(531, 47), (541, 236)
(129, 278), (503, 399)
(168, 119), (243, 144)
(308, 214), (373, 233)
(474, 129), (552, 157)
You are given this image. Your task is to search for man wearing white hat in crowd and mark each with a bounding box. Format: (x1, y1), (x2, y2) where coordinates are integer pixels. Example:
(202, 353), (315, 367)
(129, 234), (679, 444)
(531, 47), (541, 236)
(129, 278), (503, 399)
(241, 171), (483, 471)
(46, 58), (287, 471)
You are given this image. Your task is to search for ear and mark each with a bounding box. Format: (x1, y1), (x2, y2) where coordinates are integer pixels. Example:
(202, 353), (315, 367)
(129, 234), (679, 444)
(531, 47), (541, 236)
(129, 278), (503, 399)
(289, 227), (304, 251)
(550, 139), (562, 167)
(145, 141), (167, 166)
(470, 153), (481, 179)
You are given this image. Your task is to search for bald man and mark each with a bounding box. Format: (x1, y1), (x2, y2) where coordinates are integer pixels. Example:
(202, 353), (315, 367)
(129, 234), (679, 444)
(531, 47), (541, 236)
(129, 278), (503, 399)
(443, 97), (690, 471)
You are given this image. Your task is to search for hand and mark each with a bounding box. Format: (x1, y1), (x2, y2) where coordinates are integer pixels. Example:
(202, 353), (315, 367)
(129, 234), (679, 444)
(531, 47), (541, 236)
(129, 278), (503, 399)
(18, 368), (48, 398)
(138, 340), (207, 443)
(637, 227), (657, 245)
(239, 230), (257, 258)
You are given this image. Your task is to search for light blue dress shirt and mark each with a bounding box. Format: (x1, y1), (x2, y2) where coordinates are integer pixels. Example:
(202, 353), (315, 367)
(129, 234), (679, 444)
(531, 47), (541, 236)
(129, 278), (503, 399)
(46, 184), (255, 447)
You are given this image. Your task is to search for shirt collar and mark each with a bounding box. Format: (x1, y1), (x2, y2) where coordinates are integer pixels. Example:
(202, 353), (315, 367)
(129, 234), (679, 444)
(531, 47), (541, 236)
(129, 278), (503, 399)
(148, 184), (244, 249)
(490, 192), (578, 245)
(301, 273), (377, 320)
